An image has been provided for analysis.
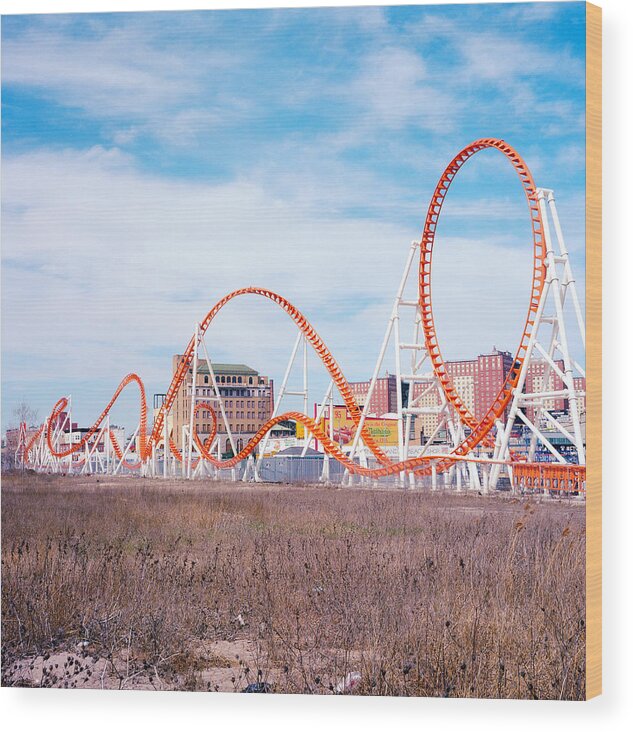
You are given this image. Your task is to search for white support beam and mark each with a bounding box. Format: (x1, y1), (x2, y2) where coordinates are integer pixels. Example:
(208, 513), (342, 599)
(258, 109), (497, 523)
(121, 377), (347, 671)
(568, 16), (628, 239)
(186, 324), (200, 479)
(113, 424), (140, 476)
(254, 331), (302, 480)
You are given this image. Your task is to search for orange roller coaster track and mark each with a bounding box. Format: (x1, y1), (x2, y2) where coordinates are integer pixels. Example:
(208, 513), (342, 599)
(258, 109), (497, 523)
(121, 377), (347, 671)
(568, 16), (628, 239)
(25, 138), (585, 487)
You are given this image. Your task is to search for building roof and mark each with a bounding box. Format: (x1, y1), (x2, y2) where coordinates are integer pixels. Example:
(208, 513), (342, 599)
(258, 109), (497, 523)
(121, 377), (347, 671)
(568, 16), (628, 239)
(277, 446), (322, 456)
(174, 356), (259, 376)
(200, 363), (259, 376)
(270, 424), (294, 433)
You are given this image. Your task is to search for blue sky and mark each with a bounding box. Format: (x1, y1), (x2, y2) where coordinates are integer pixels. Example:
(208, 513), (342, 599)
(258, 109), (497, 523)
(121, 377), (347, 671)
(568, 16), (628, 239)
(1, 1), (587, 433)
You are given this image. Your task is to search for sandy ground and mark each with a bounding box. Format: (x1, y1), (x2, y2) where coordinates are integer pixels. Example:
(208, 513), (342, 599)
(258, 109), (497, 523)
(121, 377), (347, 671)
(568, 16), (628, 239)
(4, 638), (364, 693)
(4, 638), (274, 692)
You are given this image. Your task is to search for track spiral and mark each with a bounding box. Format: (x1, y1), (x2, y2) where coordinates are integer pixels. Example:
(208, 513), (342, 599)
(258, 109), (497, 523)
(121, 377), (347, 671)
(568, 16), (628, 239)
(26, 138), (583, 486)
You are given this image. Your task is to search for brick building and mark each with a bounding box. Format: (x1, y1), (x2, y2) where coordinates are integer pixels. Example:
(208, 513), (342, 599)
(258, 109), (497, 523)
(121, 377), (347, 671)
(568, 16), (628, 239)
(349, 373), (397, 416)
(474, 348), (515, 421)
(170, 359), (274, 454)
(523, 359), (565, 421)
(4, 409), (72, 460)
(4, 424), (41, 463)
(348, 350), (585, 446)
(410, 349), (584, 441)
(347, 352), (513, 443)
(409, 348), (514, 439)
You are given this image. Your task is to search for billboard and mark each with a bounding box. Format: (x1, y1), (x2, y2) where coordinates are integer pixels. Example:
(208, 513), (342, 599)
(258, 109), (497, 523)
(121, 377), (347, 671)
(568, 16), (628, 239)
(296, 405), (399, 447)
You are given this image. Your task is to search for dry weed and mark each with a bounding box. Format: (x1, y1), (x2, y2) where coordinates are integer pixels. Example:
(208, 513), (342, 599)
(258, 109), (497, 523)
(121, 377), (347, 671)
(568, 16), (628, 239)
(1, 472), (585, 698)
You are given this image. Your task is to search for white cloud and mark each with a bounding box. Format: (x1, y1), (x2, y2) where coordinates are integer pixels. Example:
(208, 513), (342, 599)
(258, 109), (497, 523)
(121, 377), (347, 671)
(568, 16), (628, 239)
(1, 5), (588, 431)
(1, 144), (584, 431)
(458, 32), (584, 88)
(1, 23), (238, 120)
(1, 146), (409, 425)
(398, 16), (585, 139)
(343, 46), (460, 133)
(503, 3), (562, 24)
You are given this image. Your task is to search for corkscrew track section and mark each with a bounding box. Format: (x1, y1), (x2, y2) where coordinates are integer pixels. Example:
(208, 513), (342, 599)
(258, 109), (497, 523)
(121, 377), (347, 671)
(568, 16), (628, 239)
(25, 374), (147, 470)
(26, 138), (584, 487)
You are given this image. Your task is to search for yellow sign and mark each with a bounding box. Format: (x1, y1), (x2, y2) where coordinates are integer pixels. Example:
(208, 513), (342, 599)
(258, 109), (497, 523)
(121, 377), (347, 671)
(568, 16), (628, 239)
(296, 406), (398, 446)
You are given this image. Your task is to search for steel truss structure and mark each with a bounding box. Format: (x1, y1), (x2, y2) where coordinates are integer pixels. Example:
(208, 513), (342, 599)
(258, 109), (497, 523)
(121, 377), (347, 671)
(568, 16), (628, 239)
(22, 139), (586, 495)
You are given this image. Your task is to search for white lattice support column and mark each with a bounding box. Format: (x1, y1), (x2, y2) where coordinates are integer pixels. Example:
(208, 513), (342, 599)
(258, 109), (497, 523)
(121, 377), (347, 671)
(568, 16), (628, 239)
(163, 408), (169, 479)
(198, 336), (238, 481)
(489, 186), (586, 491)
(105, 416), (111, 475)
(304, 380), (333, 457)
(488, 275), (551, 490)
(344, 240), (422, 488)
(65, 399), (73, 474)
(113, 423), (140, 476)
(254, 331), (303, 482)
(185, 324), (200, 479)
(320, 387), (335, 484)
(537, 189), (585, 465)
(544, 189), (586, 348)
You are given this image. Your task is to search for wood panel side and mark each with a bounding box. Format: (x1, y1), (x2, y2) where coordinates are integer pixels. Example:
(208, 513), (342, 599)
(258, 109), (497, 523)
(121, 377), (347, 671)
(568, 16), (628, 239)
(585, 0), (602, 702)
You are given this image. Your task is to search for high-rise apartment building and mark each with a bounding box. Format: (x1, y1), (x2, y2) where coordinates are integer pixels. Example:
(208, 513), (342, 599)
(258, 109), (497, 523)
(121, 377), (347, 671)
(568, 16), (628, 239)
(410, 350), (583, 441)
(474, 348), (515, 421)
(349, 373), (398, 416)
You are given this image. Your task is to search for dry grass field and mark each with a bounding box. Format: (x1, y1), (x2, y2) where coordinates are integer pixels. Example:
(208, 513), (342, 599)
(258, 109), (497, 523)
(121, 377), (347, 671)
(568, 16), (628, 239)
(1, 472), (586, 698)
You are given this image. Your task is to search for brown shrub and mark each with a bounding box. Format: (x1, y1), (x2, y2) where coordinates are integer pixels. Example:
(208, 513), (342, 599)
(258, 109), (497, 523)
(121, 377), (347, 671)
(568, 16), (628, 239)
(1, 473), (585, 698)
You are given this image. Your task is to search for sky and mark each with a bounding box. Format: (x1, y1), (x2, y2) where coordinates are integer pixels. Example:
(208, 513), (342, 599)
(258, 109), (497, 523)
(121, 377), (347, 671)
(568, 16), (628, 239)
(1, 1), (587, 434)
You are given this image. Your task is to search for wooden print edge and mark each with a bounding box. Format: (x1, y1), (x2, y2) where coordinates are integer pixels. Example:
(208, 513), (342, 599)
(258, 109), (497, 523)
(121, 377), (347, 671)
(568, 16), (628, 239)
(585, 0), (602, 701)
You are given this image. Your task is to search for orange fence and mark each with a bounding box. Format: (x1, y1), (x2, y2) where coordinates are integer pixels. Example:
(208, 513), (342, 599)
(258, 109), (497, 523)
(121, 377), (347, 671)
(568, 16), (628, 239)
(511, 462), (586, 494)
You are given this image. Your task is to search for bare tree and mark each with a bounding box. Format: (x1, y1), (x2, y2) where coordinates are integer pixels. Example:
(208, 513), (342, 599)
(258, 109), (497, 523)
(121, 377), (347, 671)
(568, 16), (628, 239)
(12, 401), (39, 428)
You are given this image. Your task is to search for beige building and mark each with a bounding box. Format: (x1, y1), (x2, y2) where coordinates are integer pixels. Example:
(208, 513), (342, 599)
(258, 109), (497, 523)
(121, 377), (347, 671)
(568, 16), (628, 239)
(574, 376), (586, 418)
(411, 377), (445, 441)
(411, 360), (477, 443)
(410, 355), (585, 441)
(170, 359), (274, 455)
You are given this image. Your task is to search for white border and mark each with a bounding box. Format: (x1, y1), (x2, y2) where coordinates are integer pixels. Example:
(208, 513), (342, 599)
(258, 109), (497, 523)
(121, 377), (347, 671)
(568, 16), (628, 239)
(1, 0), (631, 729)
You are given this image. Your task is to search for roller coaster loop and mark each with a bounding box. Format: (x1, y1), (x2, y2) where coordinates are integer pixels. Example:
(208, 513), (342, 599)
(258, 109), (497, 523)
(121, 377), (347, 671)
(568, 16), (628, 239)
(25, 138), (582, 486)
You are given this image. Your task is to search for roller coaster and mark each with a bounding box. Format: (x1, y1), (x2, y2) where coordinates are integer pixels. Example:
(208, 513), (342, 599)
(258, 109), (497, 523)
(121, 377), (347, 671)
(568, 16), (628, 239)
(18, 139), (587, 494)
